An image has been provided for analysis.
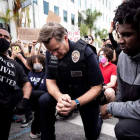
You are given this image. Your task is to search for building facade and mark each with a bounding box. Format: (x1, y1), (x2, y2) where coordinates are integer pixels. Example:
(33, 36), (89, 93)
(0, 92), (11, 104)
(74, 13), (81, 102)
(0, 0), (122, 41)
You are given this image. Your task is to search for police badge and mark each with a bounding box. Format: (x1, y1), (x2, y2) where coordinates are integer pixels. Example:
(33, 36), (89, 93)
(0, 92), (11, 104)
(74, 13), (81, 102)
(71, 50), (80, 63)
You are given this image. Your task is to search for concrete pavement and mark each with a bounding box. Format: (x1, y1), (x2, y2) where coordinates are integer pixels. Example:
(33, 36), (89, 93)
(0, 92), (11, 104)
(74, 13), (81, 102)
(9, 112), (118, 140)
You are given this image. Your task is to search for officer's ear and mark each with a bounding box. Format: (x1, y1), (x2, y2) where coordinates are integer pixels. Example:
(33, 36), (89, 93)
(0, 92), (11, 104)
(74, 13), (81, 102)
(64, 35), (68, 44)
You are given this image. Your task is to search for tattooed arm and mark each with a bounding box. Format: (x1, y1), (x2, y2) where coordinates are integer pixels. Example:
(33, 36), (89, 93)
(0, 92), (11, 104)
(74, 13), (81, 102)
(22, 82), (32, 99)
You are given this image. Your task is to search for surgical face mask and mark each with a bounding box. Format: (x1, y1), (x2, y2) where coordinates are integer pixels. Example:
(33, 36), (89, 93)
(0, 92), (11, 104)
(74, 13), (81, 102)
(99, 55), (107, 64)
(33, 63), (43, 71)
(0, 38), (10, 53)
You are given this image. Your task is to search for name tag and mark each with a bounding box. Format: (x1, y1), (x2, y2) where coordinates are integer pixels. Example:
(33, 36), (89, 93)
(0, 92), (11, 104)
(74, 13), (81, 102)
(50, 61), (59, 64)
(71, 71), (82, 77)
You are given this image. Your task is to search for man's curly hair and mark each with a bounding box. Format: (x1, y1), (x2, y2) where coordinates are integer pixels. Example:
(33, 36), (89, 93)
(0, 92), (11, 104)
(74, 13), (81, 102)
(113, 0), (140, 31)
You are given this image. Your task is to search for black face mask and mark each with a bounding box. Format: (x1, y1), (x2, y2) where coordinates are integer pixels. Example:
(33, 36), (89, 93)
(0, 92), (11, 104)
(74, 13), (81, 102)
(0, 38), (10, 53)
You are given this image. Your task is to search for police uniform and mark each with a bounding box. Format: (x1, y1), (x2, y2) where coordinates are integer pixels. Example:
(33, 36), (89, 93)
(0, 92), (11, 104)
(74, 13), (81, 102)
(39, 40), (104, 140)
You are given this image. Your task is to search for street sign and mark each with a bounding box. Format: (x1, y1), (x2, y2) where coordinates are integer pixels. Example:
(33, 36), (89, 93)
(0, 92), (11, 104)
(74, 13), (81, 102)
(21, 0), (31, 8)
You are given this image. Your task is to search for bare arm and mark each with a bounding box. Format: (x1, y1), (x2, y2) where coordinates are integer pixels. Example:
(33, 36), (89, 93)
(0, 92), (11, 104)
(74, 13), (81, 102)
(46, 79), (64, 101)
(103, 75), (117, 89)
(111, 50), (117, 62)
(31, 41), (37, 56)
(20, 41), (26, 54)
(17, 39), (26, 55)
(16, 53), (31, 70)
(22, 82), (32, 99)
(36, 43), (42, 55)
(57, 84), (102, 115)
(76, 84), (102, 106)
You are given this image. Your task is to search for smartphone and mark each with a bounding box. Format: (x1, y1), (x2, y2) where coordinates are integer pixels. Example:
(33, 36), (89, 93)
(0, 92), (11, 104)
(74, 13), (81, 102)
(14, 46), (20, 52)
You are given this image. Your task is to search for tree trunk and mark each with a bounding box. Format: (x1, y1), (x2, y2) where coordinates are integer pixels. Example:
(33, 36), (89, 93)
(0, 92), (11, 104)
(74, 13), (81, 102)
(90, 28), (92, 35)
(4, 23), (8, 31)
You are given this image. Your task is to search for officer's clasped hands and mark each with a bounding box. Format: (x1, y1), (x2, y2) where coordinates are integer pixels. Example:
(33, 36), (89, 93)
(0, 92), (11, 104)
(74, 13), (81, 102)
(56, 94), (75, 116)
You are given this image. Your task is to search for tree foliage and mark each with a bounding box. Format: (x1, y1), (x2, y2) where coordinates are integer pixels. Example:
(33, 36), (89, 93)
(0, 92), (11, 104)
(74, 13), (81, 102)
(94, 27), (108, 40)
(79, 9), (102, 35)
(13, 1), (31, 35)
(79, 23), (89, 37)
(0, 9), (14, 30)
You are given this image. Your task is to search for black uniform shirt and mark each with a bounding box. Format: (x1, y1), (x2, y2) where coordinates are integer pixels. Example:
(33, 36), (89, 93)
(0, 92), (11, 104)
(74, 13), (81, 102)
(46, 40), (104, 87)
(0, 53), (29, 106)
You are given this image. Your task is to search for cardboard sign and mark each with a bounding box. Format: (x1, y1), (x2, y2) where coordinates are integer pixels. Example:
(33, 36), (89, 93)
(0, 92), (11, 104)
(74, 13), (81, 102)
(46, 10), (61, 23)
(68, 31), (80, 42)
(18, 27), (40, 41)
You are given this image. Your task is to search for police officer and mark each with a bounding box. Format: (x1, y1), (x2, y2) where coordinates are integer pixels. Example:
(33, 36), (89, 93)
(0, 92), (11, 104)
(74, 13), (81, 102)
(0, 27), (32, 140)
(38, 22), (104, 140)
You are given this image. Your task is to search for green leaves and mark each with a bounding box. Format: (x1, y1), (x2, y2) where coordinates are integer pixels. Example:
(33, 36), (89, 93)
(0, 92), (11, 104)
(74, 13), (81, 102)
(78, 9), (102, 36)
(79, 24), (89, 36)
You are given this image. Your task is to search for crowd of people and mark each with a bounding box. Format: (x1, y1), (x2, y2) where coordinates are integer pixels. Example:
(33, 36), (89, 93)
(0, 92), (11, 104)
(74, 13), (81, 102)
(0, 0), (140, 140)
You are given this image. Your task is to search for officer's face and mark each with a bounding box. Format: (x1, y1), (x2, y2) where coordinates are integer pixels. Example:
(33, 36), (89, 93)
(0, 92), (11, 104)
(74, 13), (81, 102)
(117, 23), (140, 56)
(44, 36), (69, 59)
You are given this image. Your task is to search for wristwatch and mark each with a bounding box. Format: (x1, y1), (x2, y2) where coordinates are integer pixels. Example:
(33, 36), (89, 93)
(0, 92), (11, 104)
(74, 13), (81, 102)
(74, 99), (80, 109)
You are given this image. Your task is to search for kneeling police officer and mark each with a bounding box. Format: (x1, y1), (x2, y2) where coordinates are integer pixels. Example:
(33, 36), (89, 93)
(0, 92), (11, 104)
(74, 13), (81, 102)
(38, 22), (104, 140)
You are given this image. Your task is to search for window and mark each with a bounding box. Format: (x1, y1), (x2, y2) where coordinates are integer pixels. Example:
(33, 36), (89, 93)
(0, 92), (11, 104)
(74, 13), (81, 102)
(33, 0), (37, 4)
(71, 0), (74, 2)
(54, 6), (59, 16)
(85, 0), (87, 10)
(109, 2), (111, 9)
(63, 10), (67, 22)
(106, 0), (107, 7)
(102, 0), (104, 4)
(43, 1), (49, 15)
(78, 0), (81, 7)
(71, 14), (75, 25)
(90, 4), (92, 10)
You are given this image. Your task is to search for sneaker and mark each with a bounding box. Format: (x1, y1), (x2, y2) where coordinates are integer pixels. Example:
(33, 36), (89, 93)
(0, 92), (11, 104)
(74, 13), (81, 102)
(21, 118), (33, 128)
(30, 132), (41, 139)
(12, 115), (22, 123)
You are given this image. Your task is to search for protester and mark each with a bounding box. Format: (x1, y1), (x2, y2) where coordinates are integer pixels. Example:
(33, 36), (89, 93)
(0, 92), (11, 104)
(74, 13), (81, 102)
(100, 0), (140, 140)
(84, 35), (99, 53)
(37, 22), (104, 140)
(98, 47), (117, 104)
(10, 42), (30, 75)
(17, 39), (37, 57)
(10, 42), (33, 123)
(24, 55), (47, 138)
(100, 39), (117, 64)
(0, 27), (32, 140)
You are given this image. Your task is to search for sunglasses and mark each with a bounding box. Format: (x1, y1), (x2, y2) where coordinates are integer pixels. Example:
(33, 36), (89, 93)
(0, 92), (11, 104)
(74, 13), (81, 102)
(0, 33), (10, 40)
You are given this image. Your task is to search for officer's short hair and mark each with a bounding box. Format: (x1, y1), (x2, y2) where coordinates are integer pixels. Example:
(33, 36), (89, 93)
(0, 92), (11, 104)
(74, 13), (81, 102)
(38, 22), (68, 44)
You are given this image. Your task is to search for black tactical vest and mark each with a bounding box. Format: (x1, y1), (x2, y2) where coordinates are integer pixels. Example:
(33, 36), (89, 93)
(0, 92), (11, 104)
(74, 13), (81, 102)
(48, 39), (96, 99)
